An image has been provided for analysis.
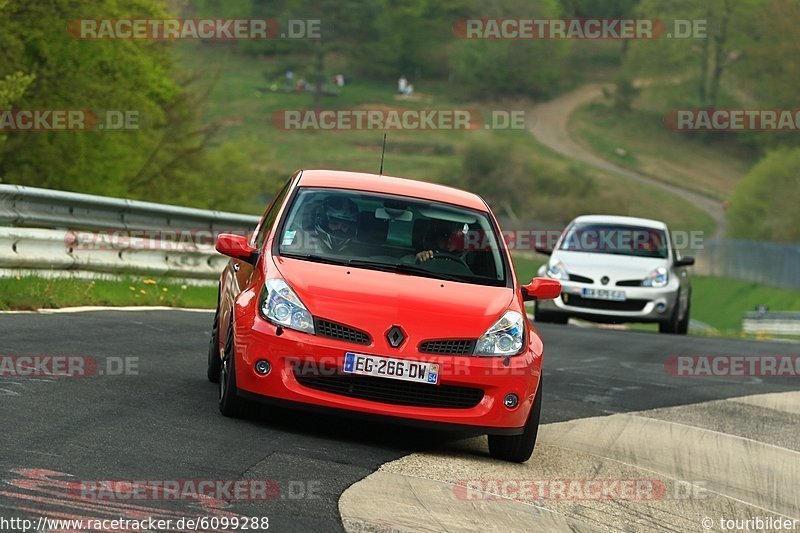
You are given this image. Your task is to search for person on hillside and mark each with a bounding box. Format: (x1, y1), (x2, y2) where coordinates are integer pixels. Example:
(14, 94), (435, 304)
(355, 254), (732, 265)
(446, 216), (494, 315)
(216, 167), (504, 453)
(398, 75), (408, 94)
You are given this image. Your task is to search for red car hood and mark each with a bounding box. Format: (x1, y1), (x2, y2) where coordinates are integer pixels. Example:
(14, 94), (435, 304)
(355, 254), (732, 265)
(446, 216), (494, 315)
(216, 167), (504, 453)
(274, 257), (515, 342)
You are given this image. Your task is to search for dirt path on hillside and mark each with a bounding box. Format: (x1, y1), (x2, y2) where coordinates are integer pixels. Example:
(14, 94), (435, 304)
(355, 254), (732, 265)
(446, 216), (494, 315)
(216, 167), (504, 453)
(528, 84), (725, 237)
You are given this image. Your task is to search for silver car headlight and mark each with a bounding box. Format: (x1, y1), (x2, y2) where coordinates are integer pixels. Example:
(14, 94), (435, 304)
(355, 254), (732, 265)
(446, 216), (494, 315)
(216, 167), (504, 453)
(475, 311), (525, 356)
(642, 267), (669, 288)
(546, 260), (568, 280)
(259, 278), (315, 334)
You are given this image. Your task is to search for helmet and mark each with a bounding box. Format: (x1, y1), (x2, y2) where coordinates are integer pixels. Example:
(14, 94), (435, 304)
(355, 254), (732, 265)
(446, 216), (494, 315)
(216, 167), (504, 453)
(314, 196), (359, 251)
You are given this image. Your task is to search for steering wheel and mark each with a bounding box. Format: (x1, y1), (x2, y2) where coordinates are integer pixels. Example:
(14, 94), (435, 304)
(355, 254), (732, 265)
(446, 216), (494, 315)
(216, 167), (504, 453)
(424, 251), (468, 267)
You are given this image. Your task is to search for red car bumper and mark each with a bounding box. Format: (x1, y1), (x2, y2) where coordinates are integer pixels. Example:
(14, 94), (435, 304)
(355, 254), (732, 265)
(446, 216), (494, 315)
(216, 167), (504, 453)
(232, 317), (542, 434)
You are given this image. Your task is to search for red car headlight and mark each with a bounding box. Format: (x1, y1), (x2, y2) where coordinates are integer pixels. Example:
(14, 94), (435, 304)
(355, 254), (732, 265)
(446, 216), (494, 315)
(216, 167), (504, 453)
(258, 278), (315, 334)
(474, 310), (525, 357)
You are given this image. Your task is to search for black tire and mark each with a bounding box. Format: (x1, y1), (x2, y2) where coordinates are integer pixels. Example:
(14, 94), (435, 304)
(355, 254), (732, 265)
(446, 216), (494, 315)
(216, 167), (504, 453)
(534, 303), (568, 324)
(218, 324), (246, 417)
(207, 306), (221, 383)
(488, 379), (542, 463)
(676, 298), (690, 335)
(659, 296), (690, 335)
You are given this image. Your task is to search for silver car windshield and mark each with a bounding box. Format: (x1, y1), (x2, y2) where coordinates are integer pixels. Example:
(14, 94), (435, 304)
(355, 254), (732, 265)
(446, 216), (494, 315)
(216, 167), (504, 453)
(278, 188), (508, 286)
(559, 223), (669, 259)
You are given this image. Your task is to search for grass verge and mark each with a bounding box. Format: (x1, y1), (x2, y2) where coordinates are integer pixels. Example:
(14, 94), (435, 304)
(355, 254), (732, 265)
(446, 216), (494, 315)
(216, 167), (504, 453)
(691, 276), (800, 333)
(0, 276), (217, 310)
(3, 271), (795, 340)
(0, 257), (543, 311)
(625, 275), (800, 335)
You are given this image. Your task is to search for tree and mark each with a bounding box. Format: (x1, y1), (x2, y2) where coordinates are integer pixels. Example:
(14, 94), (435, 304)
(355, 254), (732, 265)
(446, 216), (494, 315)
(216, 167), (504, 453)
(624, 0), (762, 108)
(0, 0), (256, 211)
(0, 0), (34, 152)
(449, 0), (568, 99)
(735, 0), (800, 108)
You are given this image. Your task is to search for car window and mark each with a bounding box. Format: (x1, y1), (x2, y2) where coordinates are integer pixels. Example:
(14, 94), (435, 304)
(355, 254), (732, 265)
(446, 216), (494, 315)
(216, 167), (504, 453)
(253, 179), (291, 249)
(278, 187), (508, 286)
(559, 223), (669, 259)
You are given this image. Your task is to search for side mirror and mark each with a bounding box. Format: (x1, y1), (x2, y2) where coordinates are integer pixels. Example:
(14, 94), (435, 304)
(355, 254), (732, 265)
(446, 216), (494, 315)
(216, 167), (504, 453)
(216, 233), (258, 265)
(674, 256), (695, 267)
(522, 277), (561, 302)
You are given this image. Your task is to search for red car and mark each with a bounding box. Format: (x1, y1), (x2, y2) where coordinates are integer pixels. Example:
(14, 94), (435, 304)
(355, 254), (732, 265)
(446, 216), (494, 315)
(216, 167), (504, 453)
(208, 170), (560, 462)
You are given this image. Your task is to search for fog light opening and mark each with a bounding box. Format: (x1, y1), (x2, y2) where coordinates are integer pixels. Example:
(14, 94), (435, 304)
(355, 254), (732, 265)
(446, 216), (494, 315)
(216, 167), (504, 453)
(503, 393), (519, 409)
(655, 301), (667, 314)
(255, 359), (271, 376)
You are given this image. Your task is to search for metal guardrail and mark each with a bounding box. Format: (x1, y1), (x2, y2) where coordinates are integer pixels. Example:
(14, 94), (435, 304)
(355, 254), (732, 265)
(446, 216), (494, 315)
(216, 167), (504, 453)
(696, 238), (800, 290)
(0, 185), (261, 279)
(742, 311), (800, 336)
(3, 186), (800, 290)
(0, 227), (230, 279)
(0, 184), (260, 232)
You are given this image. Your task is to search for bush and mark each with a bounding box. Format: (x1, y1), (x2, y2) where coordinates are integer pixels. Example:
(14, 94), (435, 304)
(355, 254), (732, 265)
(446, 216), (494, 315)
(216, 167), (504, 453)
(445, 136), (597, 221)
(728, 147), (800, 242)
(613, 73), (639, 111)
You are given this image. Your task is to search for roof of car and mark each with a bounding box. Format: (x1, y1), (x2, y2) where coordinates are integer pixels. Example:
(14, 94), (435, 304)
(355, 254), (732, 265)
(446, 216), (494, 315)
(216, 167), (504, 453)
(295, 170), (488, 211)
(571, 215), (668, 230)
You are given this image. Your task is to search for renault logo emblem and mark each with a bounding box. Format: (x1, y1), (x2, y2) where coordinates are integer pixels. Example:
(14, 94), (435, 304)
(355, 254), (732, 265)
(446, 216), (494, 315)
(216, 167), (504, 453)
(601, 276), (610, 285)
(386, 326), (405, 348)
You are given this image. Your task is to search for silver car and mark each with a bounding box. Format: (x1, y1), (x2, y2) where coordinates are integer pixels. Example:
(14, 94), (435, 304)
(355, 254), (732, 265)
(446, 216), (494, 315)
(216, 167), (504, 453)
(534, 215), (694, 334)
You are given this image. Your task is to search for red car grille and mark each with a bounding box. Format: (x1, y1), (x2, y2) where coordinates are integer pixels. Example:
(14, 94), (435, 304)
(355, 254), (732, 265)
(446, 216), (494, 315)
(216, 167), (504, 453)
(419, 339), (476, 355)
(314, 318), (371, 345)
(294, 372), (484, 409)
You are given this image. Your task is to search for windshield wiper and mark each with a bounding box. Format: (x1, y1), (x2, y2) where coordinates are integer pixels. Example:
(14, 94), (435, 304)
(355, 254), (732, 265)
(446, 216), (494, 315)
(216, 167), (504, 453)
(281, 254), (467, 282)
(280, 252), (350, 266)
(347, 259), (465, 282)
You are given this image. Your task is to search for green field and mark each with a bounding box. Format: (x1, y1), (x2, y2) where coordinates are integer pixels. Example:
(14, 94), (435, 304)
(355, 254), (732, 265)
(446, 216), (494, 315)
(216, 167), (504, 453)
(614, 276), (800, 335)
(176, 44), (714, 235)
(568, 100), (756, 202)
(691, 276), (800, 333)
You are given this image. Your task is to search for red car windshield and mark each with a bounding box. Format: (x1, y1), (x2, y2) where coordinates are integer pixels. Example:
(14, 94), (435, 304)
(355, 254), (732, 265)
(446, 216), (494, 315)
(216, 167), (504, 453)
(277, 188), (508, 286)
(558, 223), (669, 259)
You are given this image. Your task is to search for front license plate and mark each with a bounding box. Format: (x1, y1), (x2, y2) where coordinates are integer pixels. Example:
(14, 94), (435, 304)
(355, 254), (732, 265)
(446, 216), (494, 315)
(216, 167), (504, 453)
(581, 288), (626, 301)
(343, 352), (439, 385)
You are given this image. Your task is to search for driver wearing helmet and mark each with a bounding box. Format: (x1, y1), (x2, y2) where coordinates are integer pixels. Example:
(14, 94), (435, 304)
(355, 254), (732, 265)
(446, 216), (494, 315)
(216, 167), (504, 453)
(313, 196), (359, 253)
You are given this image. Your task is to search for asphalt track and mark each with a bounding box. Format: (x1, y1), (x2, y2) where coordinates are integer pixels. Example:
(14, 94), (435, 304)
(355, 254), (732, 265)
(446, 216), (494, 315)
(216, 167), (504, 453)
(1, 309), (798, 532)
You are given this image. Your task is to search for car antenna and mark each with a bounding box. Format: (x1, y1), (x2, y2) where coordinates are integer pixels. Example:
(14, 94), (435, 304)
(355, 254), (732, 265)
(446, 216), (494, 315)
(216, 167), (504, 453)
(379, 133), (387, 176)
